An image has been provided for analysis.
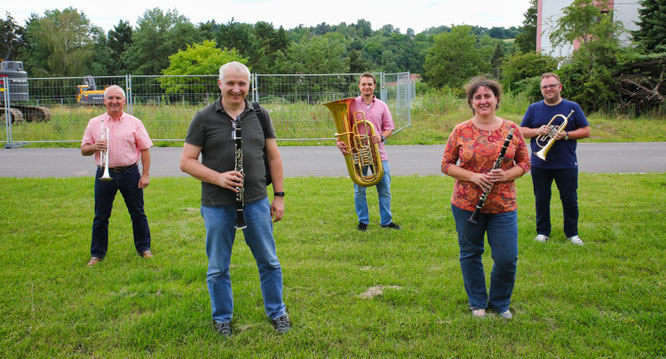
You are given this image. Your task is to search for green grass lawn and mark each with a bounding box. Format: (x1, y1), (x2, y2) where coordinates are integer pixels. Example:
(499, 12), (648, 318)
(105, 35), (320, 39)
(1, 174), (664, 358)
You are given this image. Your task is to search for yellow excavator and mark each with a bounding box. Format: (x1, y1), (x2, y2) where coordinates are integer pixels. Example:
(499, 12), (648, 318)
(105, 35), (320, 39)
(76, 76), (106, 105)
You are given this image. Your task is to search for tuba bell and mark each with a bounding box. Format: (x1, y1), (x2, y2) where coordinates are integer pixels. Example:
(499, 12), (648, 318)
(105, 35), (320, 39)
(535, 109), (574, 161)
(324, 98), (384, 187)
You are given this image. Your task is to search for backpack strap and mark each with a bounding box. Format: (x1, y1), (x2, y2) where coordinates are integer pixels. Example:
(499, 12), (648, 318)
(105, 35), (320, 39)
(252, 102), (269, 139)
(252, 102), (273, 186)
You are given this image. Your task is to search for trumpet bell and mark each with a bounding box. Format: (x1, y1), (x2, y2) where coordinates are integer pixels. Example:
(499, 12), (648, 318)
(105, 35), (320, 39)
(99, 126), (114, 181)
(100, 166), (113, 181)
(535, 145), (550, 161)
(324, 98), (384, 187)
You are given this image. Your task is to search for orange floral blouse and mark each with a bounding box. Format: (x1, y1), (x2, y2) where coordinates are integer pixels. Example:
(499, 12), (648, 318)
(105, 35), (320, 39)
(442, 119), (530, 213)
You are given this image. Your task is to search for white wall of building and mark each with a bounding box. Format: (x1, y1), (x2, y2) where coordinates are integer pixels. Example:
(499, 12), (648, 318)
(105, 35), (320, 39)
(613, 1), (641, 44)
(537, 0), (641, 58)
(538, 0), (574, 58)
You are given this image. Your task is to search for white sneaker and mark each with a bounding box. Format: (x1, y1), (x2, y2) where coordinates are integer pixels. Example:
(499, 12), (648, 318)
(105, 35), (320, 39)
(534, 234), (549, 243)
(569, 235), (584, 246)
(499, 310), (513, 319)
(472, 309), (486, 318)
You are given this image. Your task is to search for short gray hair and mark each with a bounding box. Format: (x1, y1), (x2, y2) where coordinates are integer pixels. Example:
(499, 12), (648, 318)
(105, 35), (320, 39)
(219, 61), (251, 82)
(104, 85), (126, 99)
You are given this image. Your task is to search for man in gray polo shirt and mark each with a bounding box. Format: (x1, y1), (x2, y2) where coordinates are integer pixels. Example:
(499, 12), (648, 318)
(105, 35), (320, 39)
(180, 61), (290, 337)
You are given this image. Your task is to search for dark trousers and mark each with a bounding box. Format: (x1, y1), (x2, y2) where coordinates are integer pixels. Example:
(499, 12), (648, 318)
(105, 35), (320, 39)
(91, 165), (151, 257)
(531, 166), (579, 238)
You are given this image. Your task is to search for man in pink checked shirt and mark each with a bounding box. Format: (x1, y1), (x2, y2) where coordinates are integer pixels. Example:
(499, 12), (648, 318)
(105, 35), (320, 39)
(81, 85), (153, 267)
(336, 74), (401, 232)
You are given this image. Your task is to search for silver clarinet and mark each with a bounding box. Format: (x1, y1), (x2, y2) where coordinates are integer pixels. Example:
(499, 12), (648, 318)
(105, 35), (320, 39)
(232, 115), (247, 229)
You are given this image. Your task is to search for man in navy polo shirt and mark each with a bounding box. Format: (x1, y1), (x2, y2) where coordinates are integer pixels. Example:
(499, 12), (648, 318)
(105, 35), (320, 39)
(520, 73), (590, 246)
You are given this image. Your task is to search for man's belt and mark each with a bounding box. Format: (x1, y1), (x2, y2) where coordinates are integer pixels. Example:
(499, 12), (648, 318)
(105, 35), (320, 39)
(98, 163), (137, 172)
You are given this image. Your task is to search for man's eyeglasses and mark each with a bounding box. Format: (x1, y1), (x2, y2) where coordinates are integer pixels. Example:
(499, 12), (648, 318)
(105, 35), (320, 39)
(541, 84), (560, 90)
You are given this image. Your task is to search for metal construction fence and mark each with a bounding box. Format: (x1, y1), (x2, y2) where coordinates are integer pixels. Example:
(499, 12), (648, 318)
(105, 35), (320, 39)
(1, 72), (414, 146)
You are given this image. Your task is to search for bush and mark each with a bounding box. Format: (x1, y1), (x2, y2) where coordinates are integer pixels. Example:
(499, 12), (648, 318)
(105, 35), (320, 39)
(557, 51), (618, 113)
(501, 52), (558, 92)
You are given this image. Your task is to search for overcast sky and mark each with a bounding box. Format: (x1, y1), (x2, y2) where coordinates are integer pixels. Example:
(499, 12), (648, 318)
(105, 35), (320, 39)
(8, 0), (531, 34)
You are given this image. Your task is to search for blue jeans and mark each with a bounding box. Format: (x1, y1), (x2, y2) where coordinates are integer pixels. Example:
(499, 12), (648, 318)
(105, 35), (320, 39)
(354, 161), (392, 225)
(91, 165), (151, 258)
(451, 205), (518, 312)
(201, 197), (286, 323)
(531, 167), (579, 237)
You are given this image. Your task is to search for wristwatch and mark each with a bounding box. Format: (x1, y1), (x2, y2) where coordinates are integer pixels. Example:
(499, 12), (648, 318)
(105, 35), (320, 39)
(381, 135), (386, 142)
(274, 192), (285, 197)
(564, 132), (569, 140)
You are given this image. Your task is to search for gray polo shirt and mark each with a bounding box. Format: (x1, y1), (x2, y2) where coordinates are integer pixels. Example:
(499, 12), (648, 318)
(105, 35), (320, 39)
(185, 98), (276, 207)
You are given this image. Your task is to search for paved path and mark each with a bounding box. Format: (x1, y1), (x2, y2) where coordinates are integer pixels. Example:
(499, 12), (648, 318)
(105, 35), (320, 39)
(0, 143), (664, 178)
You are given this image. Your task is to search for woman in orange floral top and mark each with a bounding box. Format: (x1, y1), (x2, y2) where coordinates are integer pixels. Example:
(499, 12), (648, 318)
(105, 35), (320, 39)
(441, 77), (530, 319)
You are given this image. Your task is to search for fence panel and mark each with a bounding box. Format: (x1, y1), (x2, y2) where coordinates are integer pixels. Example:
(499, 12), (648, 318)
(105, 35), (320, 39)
(128, 74), (220, 141)
(2, 72), (413, 145)
(4, 76), (126, 144)
(254, 72), (412, 141)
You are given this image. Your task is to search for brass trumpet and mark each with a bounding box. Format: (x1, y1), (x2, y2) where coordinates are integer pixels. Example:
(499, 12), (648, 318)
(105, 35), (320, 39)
(535, 109), (574, 161)
(324, 98), (384, 187)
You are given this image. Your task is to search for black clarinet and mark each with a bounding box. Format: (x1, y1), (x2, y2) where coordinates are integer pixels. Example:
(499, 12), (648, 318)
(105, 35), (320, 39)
(232, 115), (247, 229)
(468, 128), (514, 224)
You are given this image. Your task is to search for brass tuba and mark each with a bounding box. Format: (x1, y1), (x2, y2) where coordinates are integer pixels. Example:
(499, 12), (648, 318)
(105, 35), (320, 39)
(324, 98), (384, 187)
(535, 109), (574, 161)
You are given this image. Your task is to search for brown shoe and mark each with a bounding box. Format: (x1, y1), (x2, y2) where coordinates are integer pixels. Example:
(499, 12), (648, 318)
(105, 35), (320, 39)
(140, 250), (153, 258)
(87, 257), (102, 267)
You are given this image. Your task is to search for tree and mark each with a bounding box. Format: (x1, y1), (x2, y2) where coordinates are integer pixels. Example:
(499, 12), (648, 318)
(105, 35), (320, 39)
(361, 39), (383, 65)
(277, 34), (348, 73)
(89, 26), (114, 75)
(159, 40), (246, 95)
(23, 8), (95, 77)
(107, 20), (133, 74)
(124, 8), (199, 75)
(490, 42), (505, 79)
(215, 19), (267, 73)
(254, 21), (289, 71)
(348, 49), (372, 73)
(423, 25), (488, 88)
(198, 20), (217, 42)
(550, 0), (623, 56)
(355, 19), (372, 38)
(633, 0), (666, 53)
(550, 0), (627, 111)
(0, 12), (25, 59)
(162, 40), (245, 76)
(514, 0), (537, 53)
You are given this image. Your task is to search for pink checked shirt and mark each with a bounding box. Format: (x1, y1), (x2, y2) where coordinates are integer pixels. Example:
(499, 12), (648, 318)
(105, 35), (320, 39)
(349, 95), (395, 161)
(81, 112), (153, 168)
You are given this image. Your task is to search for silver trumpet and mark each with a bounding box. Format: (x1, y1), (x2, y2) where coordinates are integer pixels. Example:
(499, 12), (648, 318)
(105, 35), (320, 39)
(99, 122), (113, 181)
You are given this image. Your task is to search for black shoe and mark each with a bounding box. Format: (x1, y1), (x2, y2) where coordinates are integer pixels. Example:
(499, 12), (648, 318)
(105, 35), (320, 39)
(381, 222), (401, 230)
(213, 321), (232, 337)
(272, 315), (291, 334)
(357, 222), (368, 231)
